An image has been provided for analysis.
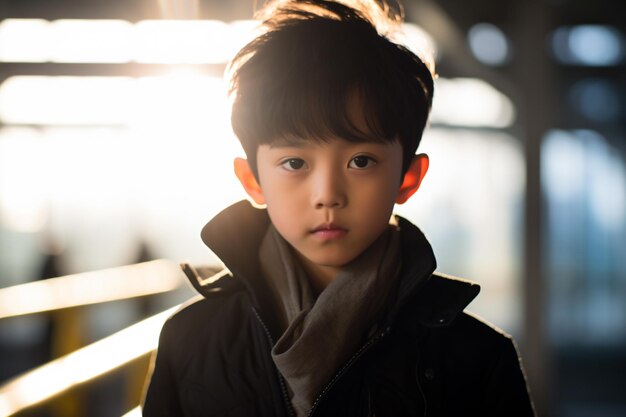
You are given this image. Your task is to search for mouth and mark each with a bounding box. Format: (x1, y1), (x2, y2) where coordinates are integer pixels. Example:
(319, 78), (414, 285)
(310, 223), (348, 239)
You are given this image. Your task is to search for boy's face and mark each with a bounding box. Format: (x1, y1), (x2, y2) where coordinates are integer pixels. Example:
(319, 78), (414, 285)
(234, 97), (428, 282)
(255, 138), (404, 275)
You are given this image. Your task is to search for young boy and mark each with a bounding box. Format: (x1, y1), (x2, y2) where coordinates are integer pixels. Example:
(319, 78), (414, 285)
(143, 0), (535, 415)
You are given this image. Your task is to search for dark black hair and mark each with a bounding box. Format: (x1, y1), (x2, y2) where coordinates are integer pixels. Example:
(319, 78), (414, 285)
(228, 0), (435, 178)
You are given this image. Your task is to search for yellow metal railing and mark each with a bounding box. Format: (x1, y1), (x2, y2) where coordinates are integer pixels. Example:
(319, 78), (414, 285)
(121, 406), (141, 416)
(0, 260), (184, 319)
(0, 259), (195, 416)
(0, 304), (188, 416)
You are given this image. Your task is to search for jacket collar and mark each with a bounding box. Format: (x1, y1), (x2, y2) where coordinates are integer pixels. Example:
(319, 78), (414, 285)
(201, 200), (269, 284)
(185, 200), (480, 329)
(195, 200), (278, 319)
(413, 273), (481, 327)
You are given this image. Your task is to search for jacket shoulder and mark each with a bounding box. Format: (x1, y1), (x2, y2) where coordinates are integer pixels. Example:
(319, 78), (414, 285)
(144, 279), (281, 416)
(412, 272), (517, 353)
(153, 286), (253, 379)
(160, 285), (250, 343)
(443, 310), (518, 358)
(454, 310), (514, 340)
(417, 311), (534, 415)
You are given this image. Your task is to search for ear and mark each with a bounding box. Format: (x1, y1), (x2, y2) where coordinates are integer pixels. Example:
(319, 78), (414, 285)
(234, 157), (266, 205)
(395, 153), (429, 204)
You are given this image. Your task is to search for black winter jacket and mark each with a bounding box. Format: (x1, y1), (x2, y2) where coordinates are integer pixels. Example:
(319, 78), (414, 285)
(143, 201), (535, 416)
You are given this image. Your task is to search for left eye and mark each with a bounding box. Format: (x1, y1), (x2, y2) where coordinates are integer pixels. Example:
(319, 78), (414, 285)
(349, 155), (376, 169)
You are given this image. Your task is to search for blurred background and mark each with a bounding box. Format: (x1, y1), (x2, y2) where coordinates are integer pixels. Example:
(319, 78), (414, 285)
(0, 0), (624, 416)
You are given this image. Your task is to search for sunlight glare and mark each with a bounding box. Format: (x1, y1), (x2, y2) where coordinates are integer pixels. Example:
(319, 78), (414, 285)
(0, 76), (134, 125)
(400, 23), (437, 66)
(50, 19), (134, 63)
(0, 129), (48, 232)
(134, 20), (230, 64)
(0, 19), (51, 62)
(0, 18), (259, 64)
(430, 78), (515, 128)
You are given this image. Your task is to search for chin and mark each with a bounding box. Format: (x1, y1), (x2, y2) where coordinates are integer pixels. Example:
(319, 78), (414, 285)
(311, 252), (359, 269)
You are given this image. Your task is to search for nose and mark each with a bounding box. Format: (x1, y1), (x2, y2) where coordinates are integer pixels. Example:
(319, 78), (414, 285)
(311, 167), (347, 209)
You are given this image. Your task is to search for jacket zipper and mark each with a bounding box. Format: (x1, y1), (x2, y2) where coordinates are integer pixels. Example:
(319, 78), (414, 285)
(307, 326), (392, 417)
(252, 307), (297, 417)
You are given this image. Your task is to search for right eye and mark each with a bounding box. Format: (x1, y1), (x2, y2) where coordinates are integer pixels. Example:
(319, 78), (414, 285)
(281, 158), (306, 171)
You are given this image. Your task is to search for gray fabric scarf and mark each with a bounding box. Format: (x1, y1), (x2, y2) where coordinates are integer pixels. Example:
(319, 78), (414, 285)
(259, 223), (402, 417)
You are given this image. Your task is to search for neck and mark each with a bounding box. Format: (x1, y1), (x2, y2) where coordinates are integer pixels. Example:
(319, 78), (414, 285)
(295, 254), (340, 295)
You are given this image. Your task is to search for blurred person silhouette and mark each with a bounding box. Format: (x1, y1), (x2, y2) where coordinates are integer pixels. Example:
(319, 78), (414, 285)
(142, 0), (535, 415)
(0, 240), (62, 417)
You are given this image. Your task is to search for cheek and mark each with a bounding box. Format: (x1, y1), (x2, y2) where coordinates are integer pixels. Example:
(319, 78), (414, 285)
(362, 201), (395, 228)
(266, 200), (299, 238)
(265, 183), (300, 213)
(356, 176), (399, 212)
